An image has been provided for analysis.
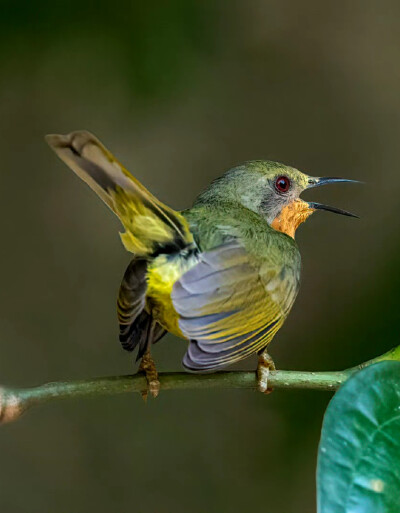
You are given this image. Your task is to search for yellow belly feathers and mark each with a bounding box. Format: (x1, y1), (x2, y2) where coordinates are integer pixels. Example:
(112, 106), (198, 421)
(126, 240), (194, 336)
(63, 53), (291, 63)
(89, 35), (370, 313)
(146, 253), (197, 337)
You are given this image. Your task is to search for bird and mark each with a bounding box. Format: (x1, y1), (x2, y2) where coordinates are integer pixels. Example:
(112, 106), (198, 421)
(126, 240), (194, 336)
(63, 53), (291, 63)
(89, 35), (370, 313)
(45, 131), (358, 397)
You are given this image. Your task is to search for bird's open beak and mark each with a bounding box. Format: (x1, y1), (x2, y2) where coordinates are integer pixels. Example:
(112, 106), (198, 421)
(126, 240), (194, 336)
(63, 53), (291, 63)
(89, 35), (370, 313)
(307, 176), (361, 188)
(306, 176), (361, 218)
(307, 202), (358, 218)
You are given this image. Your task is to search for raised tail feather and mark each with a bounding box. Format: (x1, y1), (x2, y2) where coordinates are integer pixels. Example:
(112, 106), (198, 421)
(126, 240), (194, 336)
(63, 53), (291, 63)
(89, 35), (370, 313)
(46, 130), (188, 357)
(45, 130), (194, 258)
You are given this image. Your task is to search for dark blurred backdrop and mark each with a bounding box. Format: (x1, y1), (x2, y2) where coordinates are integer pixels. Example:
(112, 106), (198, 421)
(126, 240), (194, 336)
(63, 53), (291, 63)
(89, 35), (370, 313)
(0, 1), (399, 512)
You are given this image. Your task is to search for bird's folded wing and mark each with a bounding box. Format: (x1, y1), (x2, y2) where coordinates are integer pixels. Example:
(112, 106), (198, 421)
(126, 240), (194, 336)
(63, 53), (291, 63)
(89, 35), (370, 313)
(171, 241), (298, 370)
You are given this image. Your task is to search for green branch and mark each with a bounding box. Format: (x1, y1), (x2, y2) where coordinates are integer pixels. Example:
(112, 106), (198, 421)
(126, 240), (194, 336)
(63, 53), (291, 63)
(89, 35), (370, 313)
(1, 345), (400, 424)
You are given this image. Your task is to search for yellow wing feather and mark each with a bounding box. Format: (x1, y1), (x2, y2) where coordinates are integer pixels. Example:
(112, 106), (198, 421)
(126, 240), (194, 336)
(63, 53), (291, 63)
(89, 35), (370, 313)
(171, 241), (299, 370)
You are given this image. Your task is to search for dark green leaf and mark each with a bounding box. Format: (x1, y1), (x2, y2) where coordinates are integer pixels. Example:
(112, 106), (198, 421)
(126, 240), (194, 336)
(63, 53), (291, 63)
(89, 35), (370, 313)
(317, 361), (400, 513)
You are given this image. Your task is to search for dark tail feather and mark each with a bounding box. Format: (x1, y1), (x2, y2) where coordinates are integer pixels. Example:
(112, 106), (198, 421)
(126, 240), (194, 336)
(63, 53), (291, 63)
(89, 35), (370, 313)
(118, 259), (167, 358)
(120, 310), (166, 360)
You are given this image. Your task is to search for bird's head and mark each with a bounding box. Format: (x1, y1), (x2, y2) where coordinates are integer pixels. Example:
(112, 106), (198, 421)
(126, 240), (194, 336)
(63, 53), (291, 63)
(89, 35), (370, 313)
(196, 160), (359, 238)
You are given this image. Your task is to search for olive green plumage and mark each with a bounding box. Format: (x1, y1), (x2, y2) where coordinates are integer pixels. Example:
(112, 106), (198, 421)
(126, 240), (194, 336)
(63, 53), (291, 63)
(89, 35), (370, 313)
(46, 131), (357, 373)
(173, 174), (302, 369)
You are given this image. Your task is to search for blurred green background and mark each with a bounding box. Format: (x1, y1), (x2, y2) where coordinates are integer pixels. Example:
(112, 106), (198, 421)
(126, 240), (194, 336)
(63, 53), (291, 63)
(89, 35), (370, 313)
(0, 1), (399, 511)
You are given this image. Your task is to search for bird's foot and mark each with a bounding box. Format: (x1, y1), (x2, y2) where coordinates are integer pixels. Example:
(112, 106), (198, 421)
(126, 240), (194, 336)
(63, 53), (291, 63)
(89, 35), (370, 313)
(138, 351), (160, 400)
(257, 351), (276, 394)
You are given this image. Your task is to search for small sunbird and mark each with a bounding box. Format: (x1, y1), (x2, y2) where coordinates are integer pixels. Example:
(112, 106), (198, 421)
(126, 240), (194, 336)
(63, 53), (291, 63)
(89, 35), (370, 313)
(46, 131), (358, 397)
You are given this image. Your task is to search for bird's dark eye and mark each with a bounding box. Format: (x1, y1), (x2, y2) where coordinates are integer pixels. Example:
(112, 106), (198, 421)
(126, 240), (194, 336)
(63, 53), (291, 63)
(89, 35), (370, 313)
(275, 175), (291, 193)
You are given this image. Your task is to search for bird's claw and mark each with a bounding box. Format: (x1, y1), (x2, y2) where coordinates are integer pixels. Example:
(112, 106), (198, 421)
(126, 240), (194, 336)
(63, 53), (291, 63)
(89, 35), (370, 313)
(257, 351), (276, 394)
(138, 352), (160, 400)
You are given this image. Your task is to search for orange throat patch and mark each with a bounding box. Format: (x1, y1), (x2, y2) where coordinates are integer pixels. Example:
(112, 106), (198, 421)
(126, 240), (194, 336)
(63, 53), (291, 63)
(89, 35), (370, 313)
(271, 199), (315, 239)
